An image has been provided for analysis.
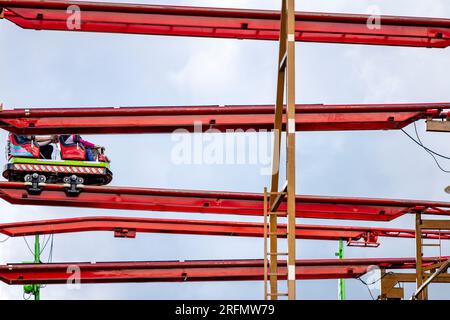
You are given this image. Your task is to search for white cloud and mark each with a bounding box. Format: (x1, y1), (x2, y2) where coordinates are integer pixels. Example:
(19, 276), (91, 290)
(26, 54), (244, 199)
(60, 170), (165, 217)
(169, 41), (241, 101)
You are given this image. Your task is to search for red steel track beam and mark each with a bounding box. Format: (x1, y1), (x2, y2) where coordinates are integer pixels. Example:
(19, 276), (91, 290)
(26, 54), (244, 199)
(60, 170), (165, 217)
(2, 0), (450, 48)
(0, 103), (447, 134)
(0, 216), (449, 246)
(0, 257), (445, 285)
(1, 182), (449, 221)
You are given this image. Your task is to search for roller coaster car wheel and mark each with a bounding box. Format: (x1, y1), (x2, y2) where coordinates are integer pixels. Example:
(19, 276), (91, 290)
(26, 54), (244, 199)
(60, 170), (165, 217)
(64, 175), (84, 196)
(24, 173), (46, 195)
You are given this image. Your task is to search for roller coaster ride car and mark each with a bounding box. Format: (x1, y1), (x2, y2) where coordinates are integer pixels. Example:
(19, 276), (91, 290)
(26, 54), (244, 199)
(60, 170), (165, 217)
(3, 134), (112, 192)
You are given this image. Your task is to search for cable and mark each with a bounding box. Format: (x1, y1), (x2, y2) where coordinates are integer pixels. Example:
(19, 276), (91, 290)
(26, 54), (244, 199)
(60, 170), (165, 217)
(357, 278), (376, 300)
(40, 234), (52, 254)
(401, 123), (450, 173)
(0, 236), (9, 243)
(47, 234), (54, 263)
(357, 271), (393, 286)
(39, 234), (46, 252)
(413, 122), (450, 160)
(356, 271), (394, 301)
(413, 122), (450, 173)
(23, 237), (35, 257)
(38, 234), (55, 290)
(21, 235), (56, 294)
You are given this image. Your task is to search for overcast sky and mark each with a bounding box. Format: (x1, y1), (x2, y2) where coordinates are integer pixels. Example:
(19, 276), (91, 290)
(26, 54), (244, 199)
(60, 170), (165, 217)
(0, 0), (450, 300)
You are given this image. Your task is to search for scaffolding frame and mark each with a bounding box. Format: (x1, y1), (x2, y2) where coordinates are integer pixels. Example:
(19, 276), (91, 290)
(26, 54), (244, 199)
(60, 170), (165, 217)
(414, 215), (450, 300)
(380, 270), (450, 300)
(0, 0), (450, 300)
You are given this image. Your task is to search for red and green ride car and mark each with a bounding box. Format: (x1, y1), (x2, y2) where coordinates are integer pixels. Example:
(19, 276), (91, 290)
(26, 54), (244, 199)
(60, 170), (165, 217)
(3, 134), (112, 189)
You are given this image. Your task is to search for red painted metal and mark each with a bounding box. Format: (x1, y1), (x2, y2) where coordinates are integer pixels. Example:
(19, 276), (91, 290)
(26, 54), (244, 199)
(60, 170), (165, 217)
(2, 0), (450, 48)
(0, 103), (447, 134)
(0, 257), (445, 284)
(1, 182), (449, 221)
(0, 216), (449, 246)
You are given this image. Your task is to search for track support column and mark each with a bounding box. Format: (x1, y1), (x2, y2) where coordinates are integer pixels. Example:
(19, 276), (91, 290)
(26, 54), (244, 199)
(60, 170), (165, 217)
(264, 0), (297, 301)
(33, 234), (41, 300)
(336, 239), (346, 300)
(415, 211), (426, 300)
(285, 0), (297, 301)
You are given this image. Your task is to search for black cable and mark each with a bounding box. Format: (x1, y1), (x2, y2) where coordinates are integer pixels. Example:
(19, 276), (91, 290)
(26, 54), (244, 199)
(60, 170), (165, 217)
(357, 278), (376, 300)
(413, 122), (450, 173)
(413, 122), (450, 160)
(357, 271), (394, 286)
(401, 125), (450, 160)
(422, 148), (450, 173)
(401, 123), (450, 173)
(356, 271), (394, 300)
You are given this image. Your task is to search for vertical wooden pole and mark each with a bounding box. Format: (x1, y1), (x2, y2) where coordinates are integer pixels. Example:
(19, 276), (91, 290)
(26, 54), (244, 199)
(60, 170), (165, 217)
(268, 0), (287, 300)
(415, 212), (424, 300)
(285, 0), (297, 300)
(267, 0), (296, 300)
(263, 187), (268, 300)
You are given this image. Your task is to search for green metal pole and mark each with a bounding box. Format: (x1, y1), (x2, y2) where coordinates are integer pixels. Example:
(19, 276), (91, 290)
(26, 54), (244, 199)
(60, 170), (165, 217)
(336, 239), (346, 300)
(33, 234), (40, 300)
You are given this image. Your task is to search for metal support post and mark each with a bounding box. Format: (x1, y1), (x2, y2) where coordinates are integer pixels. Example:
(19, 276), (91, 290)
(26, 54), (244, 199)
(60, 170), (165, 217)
(336, 239), (346, 300)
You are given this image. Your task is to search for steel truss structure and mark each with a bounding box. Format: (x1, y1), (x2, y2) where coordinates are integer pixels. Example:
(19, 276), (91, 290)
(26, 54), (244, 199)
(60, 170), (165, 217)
(1, 182), (450, 222)
(1, 216), (450, 245)
(1, 0), (450, 300)
(2, 0), (450, 48)
(0, 103), (447, 134)
(1, 257), (447, 285)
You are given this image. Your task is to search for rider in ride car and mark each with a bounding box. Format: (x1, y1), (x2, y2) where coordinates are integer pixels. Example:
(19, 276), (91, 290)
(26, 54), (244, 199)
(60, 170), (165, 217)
(60, 134), (103, 161)
(34, 135), (58, 159)
(16, 135), (57, 159)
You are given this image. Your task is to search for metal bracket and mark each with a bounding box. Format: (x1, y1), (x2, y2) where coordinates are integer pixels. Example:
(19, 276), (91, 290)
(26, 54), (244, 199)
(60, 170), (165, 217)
(114, 228), (136, 238)
(347, 239), (380, 248)
(347, 233), (380, 248)
(24, 173), (46, 195)
(63, 175), (84, 196)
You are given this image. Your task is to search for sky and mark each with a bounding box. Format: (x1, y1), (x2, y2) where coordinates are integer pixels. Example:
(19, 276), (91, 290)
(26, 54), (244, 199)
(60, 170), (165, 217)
(0, 0), (450, 300)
